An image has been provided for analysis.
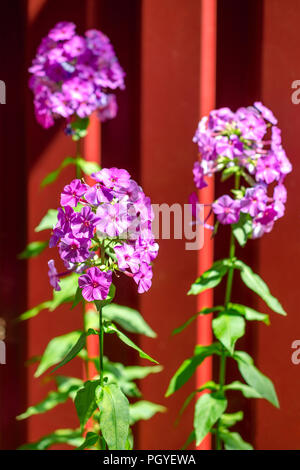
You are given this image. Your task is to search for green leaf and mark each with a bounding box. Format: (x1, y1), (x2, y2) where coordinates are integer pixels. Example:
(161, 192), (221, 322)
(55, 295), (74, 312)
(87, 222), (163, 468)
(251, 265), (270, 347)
(35, 330), (82, 377)
(105, 323), (158, 364)
(71, 117), (90, 141)
(102, 359), (142, 398)
(49, 274), (79, 311)
(194, 393), (227, 445)
(188, 260), (230, 295)
(123, 365), (163, 381)
(228, 303), (270, 325)
(129, 400), (166, 425)
(18, 274), (79, 322)
(219, 411), (243, 428)
(220, 430), (253, 450)
(41, 156), (75, 187)
(178, 381), (219, 419)
(182, 431), (195, 450)
(55, 376), (83, 397)
(50, 329), (97, 374)
(235, 260), (286, 315)
(225, 381), (262, 399)
(17, 378), (81, 420)
(212, 312), (246, 354)
(125, 430), (134, 450)
(234, 351), (279, 407)
(18, 429), (83, 450)
(102, 303), (156, 338)
(165, 344), (220, 396)
(71, 286), (84, 309)
(233, 213), (252, 247)
(75, 157), (100, 175)
(18, 241), (48, 259)
(172, 307), (222, 336)
(16, 391), (70, 420)
(96, 383), (130, 450)
(76, 432), (99, 450)
(75, 380), (98, 429)
(35, 209), (58, 232)
(241, 169), (256, 186)
(221, 166), (240, 182)
(18, 301), (52, 321)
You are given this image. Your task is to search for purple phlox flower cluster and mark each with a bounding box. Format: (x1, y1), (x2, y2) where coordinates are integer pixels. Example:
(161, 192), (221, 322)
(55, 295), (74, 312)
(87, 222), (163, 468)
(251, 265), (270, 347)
(48, 168), (158, 300)
(29, 22), (125, 128)
(193, 102), (292, 238)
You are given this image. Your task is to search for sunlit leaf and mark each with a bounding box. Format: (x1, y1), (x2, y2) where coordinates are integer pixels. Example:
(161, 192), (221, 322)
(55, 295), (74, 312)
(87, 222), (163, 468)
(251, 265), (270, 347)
(129, 400), (166, 425)
(18, 241), (48, 259)
(35, 209), (58, 232)
(103, 303), (156, 337)
(96, 383), (130, 451)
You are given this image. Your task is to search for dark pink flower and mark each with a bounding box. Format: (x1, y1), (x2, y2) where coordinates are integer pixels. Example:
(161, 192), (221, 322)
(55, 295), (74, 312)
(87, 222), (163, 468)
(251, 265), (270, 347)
(78, 267), (112, 301)
(60, 179), (89, 207)
(212, 195), (240, 225)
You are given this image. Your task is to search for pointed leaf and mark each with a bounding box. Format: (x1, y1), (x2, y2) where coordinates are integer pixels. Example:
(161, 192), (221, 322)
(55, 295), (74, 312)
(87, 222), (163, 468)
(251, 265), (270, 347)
(212, 312), (245, 354)
(182, 431), (195, 450)
(194, 393), (227, 445)
(35, 209), (58, 232)
(18, 241), (48, 259)
(96, 383), (130, 450)
(76, 432), (99, 450)
(236, 260), (286, 315)
(105, 323), (158, 364)
(188, 260), (230, 295)
(103, 303), (156, 337)
(75, 380), (98, 429)
(49, 274), (79, 311)
(219, 411), (243, 428)
(17, 390), (71, 420)
(220, 430), (253, 450)
(50, 329), (97, 374)
(129, 400), (166, 425)
(123, 365), (163, 381)
(75, 157), (100, 175)
(178, 381), (219, 419)
(232, 213), (252, 247)
(225, 380), (262, 399)
(18, 429), (83, 450)
(35, 331), (82, 377)
(228, 303), (270, 325)
(18, 301), (52, 321)
(41, 156), (75, 187)
(234, 351), (279, 407)
(172, 307), (222, 336)
(166, 344), (220, 396)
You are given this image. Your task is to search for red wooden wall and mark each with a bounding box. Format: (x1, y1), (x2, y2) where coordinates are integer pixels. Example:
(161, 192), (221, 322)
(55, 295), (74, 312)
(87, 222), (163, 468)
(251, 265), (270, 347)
(0, 0), (299, 450)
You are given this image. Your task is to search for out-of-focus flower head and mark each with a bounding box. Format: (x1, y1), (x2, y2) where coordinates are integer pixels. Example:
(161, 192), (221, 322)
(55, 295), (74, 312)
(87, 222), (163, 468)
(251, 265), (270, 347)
(192, 102), (292, 239)
(29, 22), (125, 130)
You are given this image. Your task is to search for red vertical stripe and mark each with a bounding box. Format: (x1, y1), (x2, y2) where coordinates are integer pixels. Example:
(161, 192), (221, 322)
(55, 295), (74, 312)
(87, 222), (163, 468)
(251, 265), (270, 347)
(196, 0), (217, 451)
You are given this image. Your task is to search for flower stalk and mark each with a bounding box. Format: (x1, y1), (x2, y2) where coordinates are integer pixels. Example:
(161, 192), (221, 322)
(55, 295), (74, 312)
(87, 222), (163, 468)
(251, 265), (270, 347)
(167, 103), (290, 450)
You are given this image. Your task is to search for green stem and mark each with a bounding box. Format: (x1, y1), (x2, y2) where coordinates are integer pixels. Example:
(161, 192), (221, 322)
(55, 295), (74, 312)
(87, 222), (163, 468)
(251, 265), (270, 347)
(98, 304), (104, 388)
(81, 300), (90, 379)
(215, 173), (240, 450)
